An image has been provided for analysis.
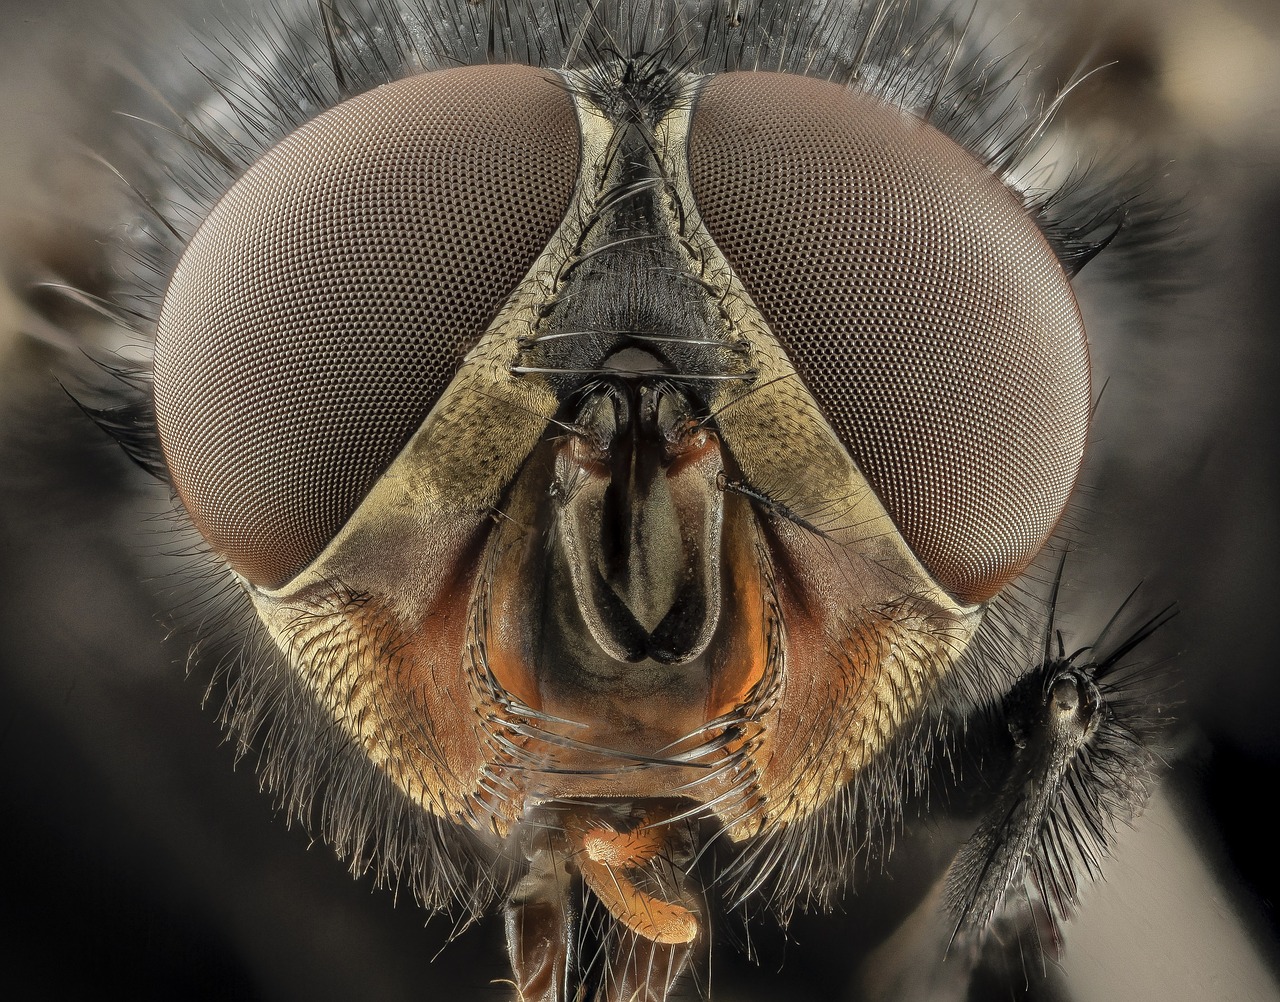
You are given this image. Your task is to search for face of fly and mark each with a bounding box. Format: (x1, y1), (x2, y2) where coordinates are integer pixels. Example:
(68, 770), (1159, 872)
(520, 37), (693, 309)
(151, 46), (1089, 966)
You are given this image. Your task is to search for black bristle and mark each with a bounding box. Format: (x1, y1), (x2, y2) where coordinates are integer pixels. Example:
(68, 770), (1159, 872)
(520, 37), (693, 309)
(943, 573), (1178, 957)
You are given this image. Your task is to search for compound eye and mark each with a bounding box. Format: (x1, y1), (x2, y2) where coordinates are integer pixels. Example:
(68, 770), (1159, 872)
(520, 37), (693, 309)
(689, 73), (1090, 604)
(153, 65), (580, 588)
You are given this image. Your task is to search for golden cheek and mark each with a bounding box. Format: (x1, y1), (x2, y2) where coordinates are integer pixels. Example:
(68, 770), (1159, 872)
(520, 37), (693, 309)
(251, 557), (496, 825)
(249, 441), (977, 843)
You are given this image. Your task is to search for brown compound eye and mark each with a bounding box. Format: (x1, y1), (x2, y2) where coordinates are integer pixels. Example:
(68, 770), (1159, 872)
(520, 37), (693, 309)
(688, 72), (1091, 603)
(153, 64), (580, 588)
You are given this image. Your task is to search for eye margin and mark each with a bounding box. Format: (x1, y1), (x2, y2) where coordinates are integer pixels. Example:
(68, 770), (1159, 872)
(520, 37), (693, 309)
(684, 69), (1092, 605)
(149, 63), (582, 590)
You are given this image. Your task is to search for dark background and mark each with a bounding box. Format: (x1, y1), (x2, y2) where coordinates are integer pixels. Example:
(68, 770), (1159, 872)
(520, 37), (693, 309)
(1, 1), (1278, 999)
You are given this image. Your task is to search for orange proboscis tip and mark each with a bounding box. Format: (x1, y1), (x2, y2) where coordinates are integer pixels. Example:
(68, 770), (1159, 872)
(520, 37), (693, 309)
(578, 855), (699, 945)
(565, 810), (700, 946)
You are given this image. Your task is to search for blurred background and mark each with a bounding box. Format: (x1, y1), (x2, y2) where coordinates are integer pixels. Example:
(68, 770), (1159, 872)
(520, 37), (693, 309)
(1, 0), (1277, 999)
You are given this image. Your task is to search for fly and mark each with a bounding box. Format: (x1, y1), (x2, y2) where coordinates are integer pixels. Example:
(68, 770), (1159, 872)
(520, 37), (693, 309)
(16, 1), (1187, 999)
